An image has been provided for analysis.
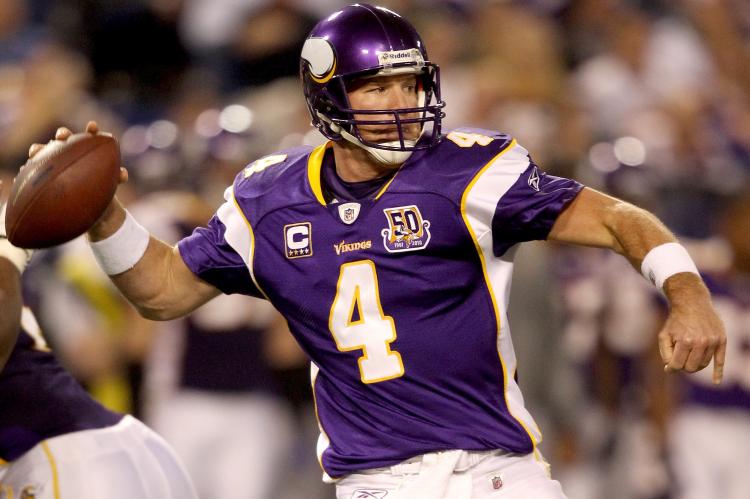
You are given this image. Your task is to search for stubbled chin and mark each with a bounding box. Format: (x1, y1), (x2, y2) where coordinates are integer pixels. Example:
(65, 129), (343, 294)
(358, 125), (419, 142)
(366, 133), (420, 143)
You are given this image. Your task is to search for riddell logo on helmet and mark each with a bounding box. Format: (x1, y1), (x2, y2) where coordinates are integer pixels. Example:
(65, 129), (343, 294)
(377, 49), (423, 66)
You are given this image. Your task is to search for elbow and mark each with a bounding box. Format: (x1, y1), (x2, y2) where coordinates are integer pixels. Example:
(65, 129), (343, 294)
(602, 201), (649, 254)
(135, 303), (184, 321)
(128, 253), (189, 322)
(130, 287), (186, 321)
(602, 199), (640, 228)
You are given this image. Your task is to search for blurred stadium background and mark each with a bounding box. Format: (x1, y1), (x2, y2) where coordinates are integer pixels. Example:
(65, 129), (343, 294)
(2, 0), (749, 498)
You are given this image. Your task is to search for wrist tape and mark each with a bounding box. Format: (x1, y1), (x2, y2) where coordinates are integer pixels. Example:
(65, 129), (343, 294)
(640, 242), (700, 290)
(89, 210), (150, 275)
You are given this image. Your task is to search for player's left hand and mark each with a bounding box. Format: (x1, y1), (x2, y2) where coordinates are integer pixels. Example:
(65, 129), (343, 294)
(659, 273), (727, 384)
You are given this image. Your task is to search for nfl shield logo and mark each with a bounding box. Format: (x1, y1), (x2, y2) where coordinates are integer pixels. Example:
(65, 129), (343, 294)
(338, 202), (361, 225)
(490, 475), (503, 490)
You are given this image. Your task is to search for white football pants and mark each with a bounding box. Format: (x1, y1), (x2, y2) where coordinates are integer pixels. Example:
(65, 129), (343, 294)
(669, 407), (750, 499)
(0, 415), (197, 499)
(148, 389), (293, 499)
(335, 449), (568, 499)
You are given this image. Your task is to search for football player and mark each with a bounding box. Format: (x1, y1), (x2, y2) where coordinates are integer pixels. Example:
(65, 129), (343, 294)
(0, 193), (197, 498)
(34, 4), (726, 498)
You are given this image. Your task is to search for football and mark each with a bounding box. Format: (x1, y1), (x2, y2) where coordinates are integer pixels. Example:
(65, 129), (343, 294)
(5, 132), (120, 249)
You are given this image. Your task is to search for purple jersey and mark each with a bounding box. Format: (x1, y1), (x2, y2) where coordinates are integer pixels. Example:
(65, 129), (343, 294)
(0, 309), (122, 461)
(178, 128), (583, 478)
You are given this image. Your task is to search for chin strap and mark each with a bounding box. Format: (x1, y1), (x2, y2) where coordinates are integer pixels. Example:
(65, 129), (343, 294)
(318, 112), (416, 165)
(339, 127), (416, 165)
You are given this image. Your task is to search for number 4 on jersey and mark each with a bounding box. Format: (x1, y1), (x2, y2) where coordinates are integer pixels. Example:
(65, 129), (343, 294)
(329, 261), (404, 384)
(446, 131), (494, 147)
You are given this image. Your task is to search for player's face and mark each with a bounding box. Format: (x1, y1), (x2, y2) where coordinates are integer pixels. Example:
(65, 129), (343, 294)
(346, 74), (421, 143)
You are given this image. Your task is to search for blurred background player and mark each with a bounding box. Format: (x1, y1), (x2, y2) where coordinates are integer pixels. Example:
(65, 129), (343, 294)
(0, 192), (198, 499)
(548, 171), (670, 499)
(117, 111), (335, 498)
(667, 190), (750, 499)
(127, 186), (331, 499)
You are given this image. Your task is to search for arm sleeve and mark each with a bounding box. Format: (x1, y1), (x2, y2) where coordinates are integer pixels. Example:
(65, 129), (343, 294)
(491, 160), (583, 256)
(178, 193), (264, 298)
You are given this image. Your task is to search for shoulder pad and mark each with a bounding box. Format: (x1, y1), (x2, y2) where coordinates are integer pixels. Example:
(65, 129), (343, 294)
(233, 146), (313, 199)
(440, 128), (513, 151)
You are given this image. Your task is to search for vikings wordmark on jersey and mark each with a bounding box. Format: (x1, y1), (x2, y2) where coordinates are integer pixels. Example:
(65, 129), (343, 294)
(178, 128), (583, 478)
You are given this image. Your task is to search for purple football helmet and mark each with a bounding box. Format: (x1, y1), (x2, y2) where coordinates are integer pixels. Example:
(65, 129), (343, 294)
(300, 4), (445, 164)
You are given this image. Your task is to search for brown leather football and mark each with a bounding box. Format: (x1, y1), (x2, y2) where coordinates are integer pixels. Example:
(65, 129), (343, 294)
(5, 133), (120, 249)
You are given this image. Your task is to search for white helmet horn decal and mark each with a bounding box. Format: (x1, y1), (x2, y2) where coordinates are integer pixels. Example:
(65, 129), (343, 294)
(301, 38), (336, 83)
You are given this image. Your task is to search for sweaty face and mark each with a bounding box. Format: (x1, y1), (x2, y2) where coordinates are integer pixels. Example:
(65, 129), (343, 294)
(346, 74), (422, 144)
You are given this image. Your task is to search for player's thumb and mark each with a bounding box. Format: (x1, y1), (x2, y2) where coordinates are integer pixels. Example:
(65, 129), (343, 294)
(657, 330), (674, 365)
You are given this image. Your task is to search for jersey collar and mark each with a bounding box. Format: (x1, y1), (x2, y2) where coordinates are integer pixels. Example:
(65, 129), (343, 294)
(307, 141), (402, 206)
(307, 141), (332, 206)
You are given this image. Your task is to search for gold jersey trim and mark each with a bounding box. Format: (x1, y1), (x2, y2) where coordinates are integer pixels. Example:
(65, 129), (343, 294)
(459, 138), (540, 452)
(41, 442), (60, 499)
(307, 142), (332, 206)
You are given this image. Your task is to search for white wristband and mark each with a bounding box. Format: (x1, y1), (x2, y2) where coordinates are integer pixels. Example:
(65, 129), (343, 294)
(89, 210), (150, 275)
(640, 242), (700, 291)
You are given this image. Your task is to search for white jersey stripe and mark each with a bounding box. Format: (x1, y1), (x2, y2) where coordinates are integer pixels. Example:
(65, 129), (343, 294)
(460, 139), (543, 446)
(310, 362), (336, 482)
(216, 187), (268, 298)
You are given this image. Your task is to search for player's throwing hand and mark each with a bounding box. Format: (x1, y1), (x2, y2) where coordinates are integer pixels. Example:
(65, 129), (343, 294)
(659, 273), (727, 384)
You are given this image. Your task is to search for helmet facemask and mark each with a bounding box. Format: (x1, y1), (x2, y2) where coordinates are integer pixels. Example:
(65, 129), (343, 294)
(302, 56), (445, 165)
